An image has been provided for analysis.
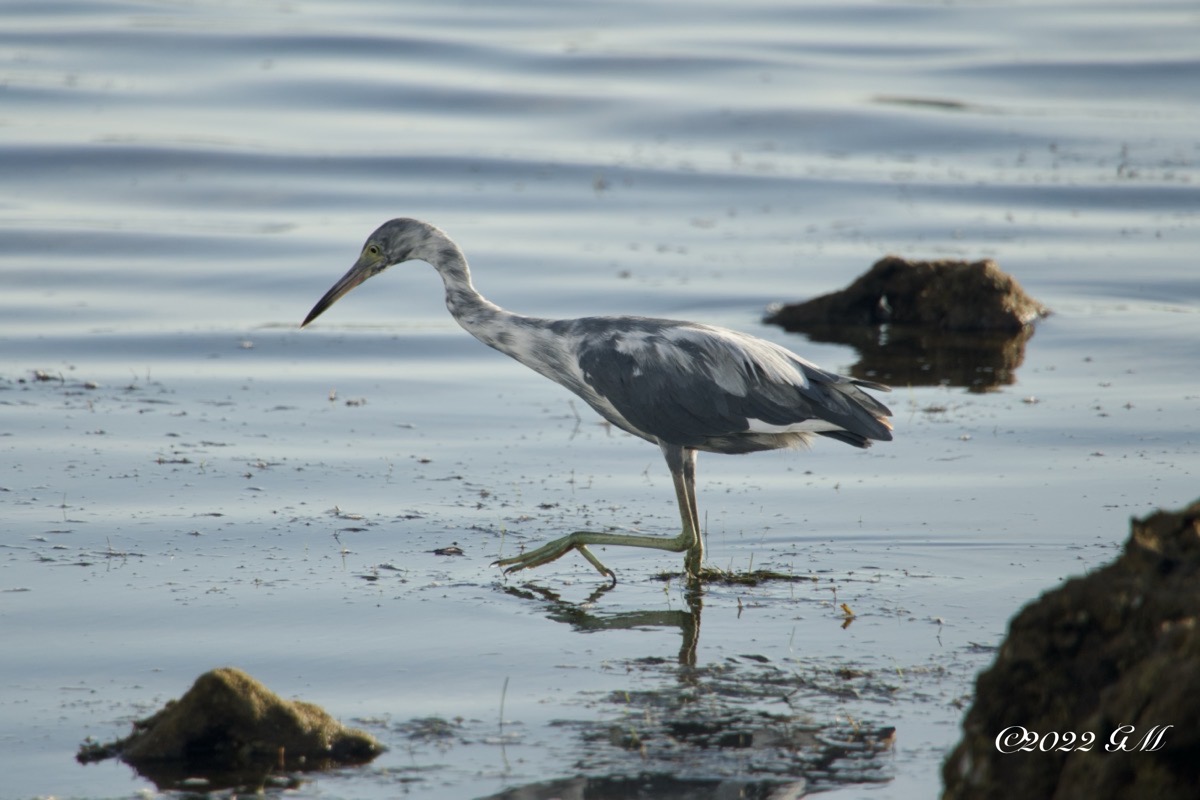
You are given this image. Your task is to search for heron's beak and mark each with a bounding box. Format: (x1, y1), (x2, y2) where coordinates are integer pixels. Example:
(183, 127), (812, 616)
(301, 253), (379, 327)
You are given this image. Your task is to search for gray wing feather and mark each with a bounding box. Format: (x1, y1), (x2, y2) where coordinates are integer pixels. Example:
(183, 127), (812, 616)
(572, 318), (892, 452)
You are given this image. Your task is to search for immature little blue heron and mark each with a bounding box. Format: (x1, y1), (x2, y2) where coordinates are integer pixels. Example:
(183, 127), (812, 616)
(302, 218), (892, 584)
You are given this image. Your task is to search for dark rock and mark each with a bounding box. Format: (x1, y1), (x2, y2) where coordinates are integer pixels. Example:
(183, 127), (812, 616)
(764, 256), (1049, 391)
(78, 667), (384, 790)
(942, 500), (1200, 800)
(766, 256), (1049, 333)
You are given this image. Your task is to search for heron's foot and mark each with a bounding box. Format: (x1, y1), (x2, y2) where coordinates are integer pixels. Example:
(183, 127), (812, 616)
(493, 532), (618, 584)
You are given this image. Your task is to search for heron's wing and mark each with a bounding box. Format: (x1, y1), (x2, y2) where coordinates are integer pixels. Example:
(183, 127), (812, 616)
(572, 319), (891, 449)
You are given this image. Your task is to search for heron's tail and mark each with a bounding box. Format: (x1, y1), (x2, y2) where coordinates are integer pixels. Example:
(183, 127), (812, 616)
(817, 429), (880, 448)
(820, 376), (894, 446)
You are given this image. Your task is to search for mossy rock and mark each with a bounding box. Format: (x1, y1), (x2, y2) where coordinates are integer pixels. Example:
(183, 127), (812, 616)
(79, 667), (384, 788)
(942, 500), (1200, 800)
(766, 256), (1049, 333)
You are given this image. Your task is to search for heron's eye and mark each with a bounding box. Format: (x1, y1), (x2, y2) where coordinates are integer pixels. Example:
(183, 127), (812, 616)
(366, 244), (381, 257)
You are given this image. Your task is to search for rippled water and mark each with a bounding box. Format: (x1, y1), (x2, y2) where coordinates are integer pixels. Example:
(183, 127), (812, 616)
(2, 1), (1198, 798)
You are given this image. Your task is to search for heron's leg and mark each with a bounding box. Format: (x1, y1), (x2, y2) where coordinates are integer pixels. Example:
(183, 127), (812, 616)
(674, 447), (704, 579)
(492, 445), (703, 583)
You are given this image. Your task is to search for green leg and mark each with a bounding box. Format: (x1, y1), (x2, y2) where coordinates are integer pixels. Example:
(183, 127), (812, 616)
(493, 445), (704, 583)
(675, 447), (704, 581)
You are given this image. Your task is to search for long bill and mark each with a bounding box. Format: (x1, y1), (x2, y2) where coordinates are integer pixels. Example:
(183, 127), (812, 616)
(301, 258), (374, 327)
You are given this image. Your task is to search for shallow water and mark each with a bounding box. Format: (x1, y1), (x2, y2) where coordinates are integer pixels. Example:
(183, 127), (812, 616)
(2, 1), (1198, 798)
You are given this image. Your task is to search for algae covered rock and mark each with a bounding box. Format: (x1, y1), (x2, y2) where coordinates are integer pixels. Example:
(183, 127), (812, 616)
(942, 500), (1200, 800)
(765, 256), (1048, 391)
(766, 256), (1048, 333)
(78, 667), (383, 789)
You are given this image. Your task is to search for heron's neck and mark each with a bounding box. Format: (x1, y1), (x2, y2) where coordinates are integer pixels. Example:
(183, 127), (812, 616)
(426, 236), (523, 353)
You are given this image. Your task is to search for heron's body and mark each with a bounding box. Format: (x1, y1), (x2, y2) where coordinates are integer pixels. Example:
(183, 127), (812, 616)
(472, 312), (888, 455)
(303, 218), (892, 584)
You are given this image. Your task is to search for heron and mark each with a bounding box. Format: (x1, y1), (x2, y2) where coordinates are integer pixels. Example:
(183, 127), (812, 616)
(302, 218), (893, 585)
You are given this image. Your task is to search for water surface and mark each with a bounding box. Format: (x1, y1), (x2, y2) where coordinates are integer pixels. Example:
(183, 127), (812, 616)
(2, 1), (1198, 798)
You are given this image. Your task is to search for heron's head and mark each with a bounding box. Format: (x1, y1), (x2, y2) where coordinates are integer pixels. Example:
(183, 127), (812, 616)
(302, 218), (442, 327)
